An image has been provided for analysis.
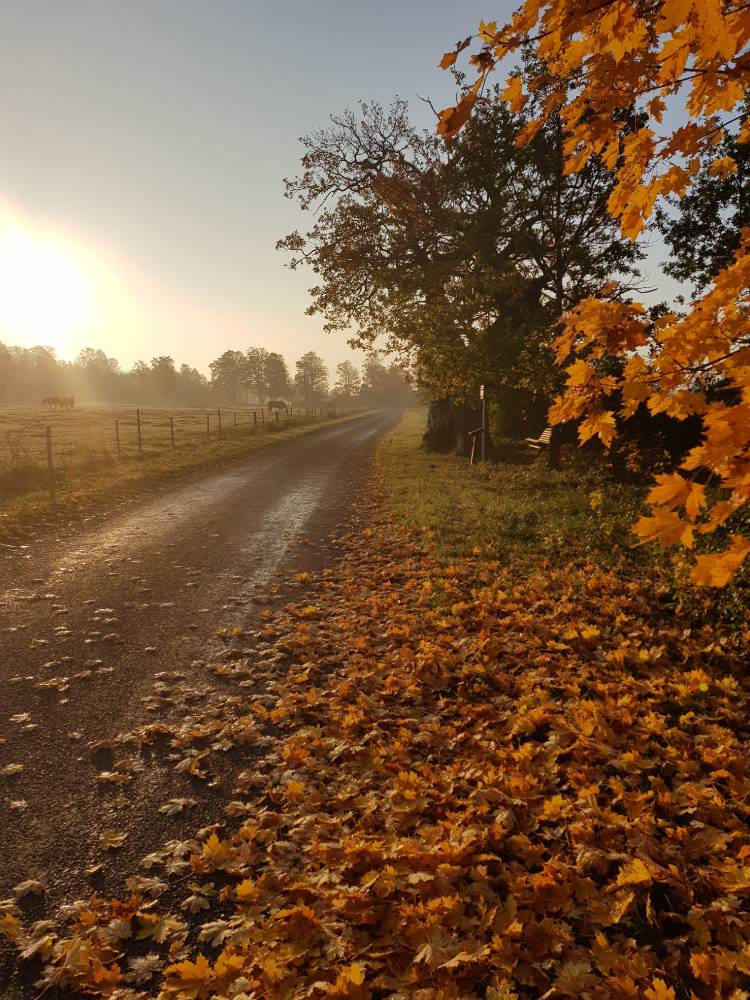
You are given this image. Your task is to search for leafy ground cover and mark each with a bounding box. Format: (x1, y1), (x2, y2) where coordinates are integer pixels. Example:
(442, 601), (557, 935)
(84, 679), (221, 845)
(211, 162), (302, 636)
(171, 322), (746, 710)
(0, 408), (359, 542)
(1, 412), (748, 999)
(380, 411), (750, 633)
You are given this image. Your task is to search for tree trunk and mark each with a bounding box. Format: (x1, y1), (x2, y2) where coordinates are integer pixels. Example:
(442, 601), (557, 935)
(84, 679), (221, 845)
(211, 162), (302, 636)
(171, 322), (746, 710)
(423, 399), (455, 452)
(423, 398), (493, 458)
(547, 424), (562, 470)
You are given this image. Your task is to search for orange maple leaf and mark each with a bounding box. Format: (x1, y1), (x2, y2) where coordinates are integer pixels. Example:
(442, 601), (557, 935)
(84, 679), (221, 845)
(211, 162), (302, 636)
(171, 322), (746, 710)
(691, 535), (750, 587)
(643, 978), (676, 1000)
(633, 509), (695, 548)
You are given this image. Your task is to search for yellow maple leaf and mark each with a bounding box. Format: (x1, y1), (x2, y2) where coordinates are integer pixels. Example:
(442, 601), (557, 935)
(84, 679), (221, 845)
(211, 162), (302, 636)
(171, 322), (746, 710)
(285, 779), (306, 802)
(0, 912), (21, 941)
(328, 962), (367, 995)
(689, 952), (715, 982)
(437, 91), (478, 139)
(91, 963), (122, 988)
(163, 954), (213, 1000)
(235, 878), (261, 902)
(201, 832), (234, 868)
(709, 155), (739, 178)
(615, 857), (652, 887)
(348, 963), (366, 986)
(691, 535), (750, 587)
(647, 473), (691, 508)
(633, 509), (695, 549)
(643, 978), (676, 1000)
(578, 411), (617, 448)
(566, 358), (595, 388)
(647, 474), (706, 521)
(478, 19), (497, 43)
(539, 794), (566, 821)
(501, 75), (526, 113)
(213, 950), (245, 985)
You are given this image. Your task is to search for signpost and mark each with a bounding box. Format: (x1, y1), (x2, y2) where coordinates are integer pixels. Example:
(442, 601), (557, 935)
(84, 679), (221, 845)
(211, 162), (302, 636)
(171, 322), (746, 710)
(480, 384), (486, 463)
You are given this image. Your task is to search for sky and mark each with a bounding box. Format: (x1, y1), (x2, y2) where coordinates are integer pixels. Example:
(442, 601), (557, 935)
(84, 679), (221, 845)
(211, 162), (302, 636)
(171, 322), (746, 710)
(0, 1), (681, 380)
(0, 0), (520, 377)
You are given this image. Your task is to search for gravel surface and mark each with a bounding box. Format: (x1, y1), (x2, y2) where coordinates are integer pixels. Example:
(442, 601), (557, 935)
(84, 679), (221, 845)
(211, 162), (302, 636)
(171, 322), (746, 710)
(0, 411), (397, 929)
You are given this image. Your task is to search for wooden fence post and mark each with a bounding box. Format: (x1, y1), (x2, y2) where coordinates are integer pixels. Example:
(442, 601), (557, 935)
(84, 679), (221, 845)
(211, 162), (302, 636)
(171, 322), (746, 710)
(218, 409), (222, 435)
(234, 411), (237, 432)
(45, 426), (55, 502)
(253, 411), (257, 432)
(275, 409), (279, 425)
(206, 413), (211, 439)
(261, 410), (265, 430)
(170, 416), (175, 448)
(115, 419), (121, 460)
(136, 408), (142, 455)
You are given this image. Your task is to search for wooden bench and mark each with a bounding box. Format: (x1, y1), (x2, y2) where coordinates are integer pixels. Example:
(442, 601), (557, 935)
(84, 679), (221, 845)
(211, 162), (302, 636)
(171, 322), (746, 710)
(524, 426), (552, 450)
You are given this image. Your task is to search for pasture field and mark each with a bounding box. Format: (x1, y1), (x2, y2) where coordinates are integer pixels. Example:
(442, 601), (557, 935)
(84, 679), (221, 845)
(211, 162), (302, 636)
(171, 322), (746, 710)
(0, 402), (300, 470)
(0, 402), (354, 538)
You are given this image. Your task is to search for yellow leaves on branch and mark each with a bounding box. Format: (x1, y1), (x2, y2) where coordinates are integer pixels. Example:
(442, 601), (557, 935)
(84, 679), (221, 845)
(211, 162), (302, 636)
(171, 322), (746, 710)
(445, 1), (750, 231)
(647, 473), (707, 523)
(440, 3), (750, 584)
(437, 86), (479, 139)
(709, 155), (739, 178)
(501, 74), (526, 113)
(634, 508), (695, 550)
(692, 535), (750, 586)
(578, 411), (616, 448)
(549, 233), (750, 586)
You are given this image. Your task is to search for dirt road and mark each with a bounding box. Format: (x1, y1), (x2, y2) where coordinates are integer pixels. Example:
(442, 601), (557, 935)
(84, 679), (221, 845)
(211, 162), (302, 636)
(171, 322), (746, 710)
(0, 411), (398, 916)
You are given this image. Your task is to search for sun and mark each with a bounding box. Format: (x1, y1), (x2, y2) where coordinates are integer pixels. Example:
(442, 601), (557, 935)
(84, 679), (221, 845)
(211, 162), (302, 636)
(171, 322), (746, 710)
(0, 225), (92, 354)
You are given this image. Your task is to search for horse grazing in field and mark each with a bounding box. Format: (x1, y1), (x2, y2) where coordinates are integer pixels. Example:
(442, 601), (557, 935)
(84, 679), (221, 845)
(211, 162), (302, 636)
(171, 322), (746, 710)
(267, 399), (289, 414)
(42, 396), (61, 409)
(60, 396), (75, 409)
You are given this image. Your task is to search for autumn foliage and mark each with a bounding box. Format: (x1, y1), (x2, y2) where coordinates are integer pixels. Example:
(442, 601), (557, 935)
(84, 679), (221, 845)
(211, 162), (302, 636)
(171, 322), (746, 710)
(3, 505), (748, 998)
(439, 1), (750, 585)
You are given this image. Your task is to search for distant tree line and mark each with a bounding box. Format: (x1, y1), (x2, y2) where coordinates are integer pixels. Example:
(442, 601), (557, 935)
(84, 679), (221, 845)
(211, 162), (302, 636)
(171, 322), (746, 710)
(0, 340), (412, 408)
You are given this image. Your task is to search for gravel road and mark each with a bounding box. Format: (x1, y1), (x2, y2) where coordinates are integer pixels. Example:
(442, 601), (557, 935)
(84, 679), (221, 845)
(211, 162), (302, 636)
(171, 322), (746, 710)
(0, 411), (398, 918)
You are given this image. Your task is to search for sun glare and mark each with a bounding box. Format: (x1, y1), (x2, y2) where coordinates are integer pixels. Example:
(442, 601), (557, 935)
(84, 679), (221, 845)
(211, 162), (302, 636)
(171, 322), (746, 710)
(0, 225), (92, 354)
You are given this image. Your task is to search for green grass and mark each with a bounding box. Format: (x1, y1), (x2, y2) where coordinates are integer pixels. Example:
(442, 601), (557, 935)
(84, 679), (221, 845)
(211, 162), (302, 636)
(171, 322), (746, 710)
(377, 409), (647, 571)
(378, 409), (750, 631)
(0, 404), (360, 540)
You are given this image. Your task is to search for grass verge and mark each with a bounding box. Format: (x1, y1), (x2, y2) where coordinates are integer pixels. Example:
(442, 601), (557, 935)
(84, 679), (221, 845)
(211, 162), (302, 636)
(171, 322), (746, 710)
(377, 409), (646, 569)
(378, 409), (750, 631)
(0, 412), (364, 542)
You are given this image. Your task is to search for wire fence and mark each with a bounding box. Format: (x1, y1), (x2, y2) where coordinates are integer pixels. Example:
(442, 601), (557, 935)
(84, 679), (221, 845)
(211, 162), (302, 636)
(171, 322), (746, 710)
(0, 404), (345, 501)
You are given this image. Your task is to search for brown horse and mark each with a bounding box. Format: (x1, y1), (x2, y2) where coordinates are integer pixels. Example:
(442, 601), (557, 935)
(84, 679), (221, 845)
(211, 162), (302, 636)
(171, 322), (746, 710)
(42, 396), (61, 409)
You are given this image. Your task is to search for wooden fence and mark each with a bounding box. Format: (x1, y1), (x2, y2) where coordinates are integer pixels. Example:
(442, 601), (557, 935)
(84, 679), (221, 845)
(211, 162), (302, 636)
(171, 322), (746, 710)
(0, 405), (345, 501)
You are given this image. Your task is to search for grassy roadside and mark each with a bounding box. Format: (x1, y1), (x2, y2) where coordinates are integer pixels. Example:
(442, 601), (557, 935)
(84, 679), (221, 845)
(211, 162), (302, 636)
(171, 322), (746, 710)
(377, 408), (750, 630)
(377, 408), (646, 569)
(0, 411), (365, 542)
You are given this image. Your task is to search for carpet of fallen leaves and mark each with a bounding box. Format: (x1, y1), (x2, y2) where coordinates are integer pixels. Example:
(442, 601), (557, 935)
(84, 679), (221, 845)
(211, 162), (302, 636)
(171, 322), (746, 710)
(2, 502), (749, 1000)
